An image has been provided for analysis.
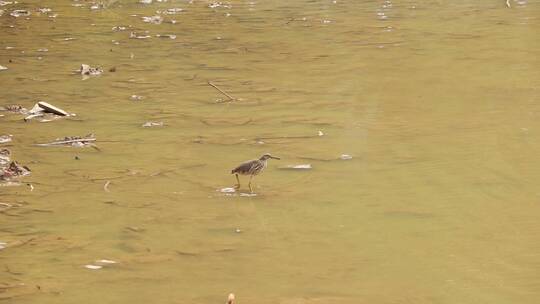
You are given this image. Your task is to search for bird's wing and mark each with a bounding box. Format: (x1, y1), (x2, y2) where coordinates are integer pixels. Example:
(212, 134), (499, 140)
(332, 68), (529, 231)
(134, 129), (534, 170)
(231, 159), (257, 174)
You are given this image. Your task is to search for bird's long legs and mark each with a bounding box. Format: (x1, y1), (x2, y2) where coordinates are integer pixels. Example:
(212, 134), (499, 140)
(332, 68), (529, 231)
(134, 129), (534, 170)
(248, 175), (254, 193)
(234, 174), (240, 189)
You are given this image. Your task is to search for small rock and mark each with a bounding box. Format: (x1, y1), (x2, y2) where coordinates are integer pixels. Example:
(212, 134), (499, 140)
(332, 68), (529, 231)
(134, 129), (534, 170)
(141, 15), (162, 24)
(112, 25), (128, 31)
(339, 154), (353, 160)
(155, 34), (176, 39)
(36, 101), (69, 116)
(158, 8), (183, 14)
(0, 135), (12, 144)
(130, 32), (151, 39)
(318, 130), (324, 136)
(142, 121), (163, 128)
(84, 265), (102, 270)
(95, 259), (117, 265)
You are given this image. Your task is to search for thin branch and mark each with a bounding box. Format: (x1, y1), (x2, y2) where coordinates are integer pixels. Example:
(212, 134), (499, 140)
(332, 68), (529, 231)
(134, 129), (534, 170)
(35, 138), (96, 146)
(207, 81), (235, 101)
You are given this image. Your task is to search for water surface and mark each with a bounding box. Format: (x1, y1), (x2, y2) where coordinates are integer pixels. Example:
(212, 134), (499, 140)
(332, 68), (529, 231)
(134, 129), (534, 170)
(1, 0), (540, 303)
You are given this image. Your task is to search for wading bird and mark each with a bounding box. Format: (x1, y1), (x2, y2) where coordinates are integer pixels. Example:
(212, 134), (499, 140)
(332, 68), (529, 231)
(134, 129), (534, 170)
(231, 153), (280, 192)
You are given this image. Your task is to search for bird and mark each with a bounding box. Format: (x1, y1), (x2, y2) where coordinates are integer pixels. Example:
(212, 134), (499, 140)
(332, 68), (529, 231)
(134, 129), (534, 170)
(231, 153), (280, 192)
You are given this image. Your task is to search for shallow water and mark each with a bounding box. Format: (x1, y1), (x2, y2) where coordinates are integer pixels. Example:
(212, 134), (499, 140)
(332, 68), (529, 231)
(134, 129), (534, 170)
(1, 0), (540, 303)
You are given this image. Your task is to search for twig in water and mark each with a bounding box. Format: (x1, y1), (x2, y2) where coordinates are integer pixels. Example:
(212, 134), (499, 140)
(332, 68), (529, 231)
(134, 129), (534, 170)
(207, 81), (235, 101)
(104, 181), (111, 192)
(5, 265), (23, 275)
(35, 138), (97, 146)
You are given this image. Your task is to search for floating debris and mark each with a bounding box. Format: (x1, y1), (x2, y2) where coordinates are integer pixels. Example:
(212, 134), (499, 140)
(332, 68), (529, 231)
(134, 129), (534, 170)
(339, 154), (353, 160)
(1, 104), (26, 113)
(24, 101), (72, 121)
(112, 25), (129, 31)
(0, 148), (10, 166)
(156, 34), (176, 39)
(37, 48), (48, 52)
(37, 8), (51, 13)
(1, 161), (31, 181)
(279, 164), (312, 170)
(36, 134), (96, 148)
(139, 0), (152, 4)
(79, 64), (103, 76)
(130, 95), (144, 101)
(0, 135), (12, 144)
(10, 9), (30, 17)
(0, 1), (14, 6)
(318, 130), (324, 136)
(141, 15), (162, 24)
(142, 121), (164, 128)
(220, 187), (236, 193)
(208, 2), (231, 9)
(158, 8), (183, 14)
(0, 65), (7, 71)
(130, 31), (151, 39)
(84, 265), (102, 270)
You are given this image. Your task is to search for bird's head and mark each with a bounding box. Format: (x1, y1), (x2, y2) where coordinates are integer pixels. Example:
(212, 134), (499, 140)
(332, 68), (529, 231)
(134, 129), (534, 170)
(260, 153), (280, 161)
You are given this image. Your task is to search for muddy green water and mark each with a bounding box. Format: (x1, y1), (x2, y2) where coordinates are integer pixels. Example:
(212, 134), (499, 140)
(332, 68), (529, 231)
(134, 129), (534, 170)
(1, 0), (540, 303)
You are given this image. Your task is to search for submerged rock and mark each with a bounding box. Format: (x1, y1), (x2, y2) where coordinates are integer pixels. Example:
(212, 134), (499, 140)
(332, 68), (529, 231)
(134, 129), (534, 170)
(10, 9), (30, 17)
(79, 64), (103, 76)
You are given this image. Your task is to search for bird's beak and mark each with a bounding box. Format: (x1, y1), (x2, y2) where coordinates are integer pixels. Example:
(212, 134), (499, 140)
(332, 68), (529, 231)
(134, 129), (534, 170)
(271, 156), (280, 160)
